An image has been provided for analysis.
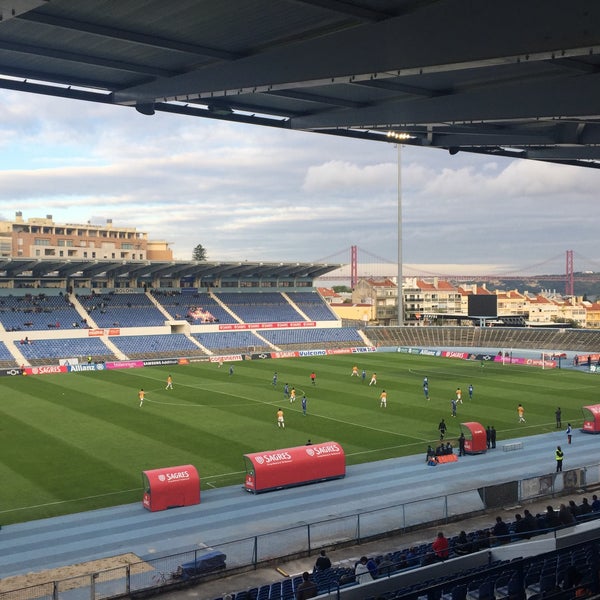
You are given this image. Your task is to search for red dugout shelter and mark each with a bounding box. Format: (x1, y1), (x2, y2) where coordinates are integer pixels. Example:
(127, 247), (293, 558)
(460, 422), (487, 454)
(581, 404), (600, 434)
(243, 442), (345, 493)
(142, 464), (200, 512)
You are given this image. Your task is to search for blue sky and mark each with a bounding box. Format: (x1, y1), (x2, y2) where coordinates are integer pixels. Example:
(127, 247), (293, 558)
(1, 89), (599, 276)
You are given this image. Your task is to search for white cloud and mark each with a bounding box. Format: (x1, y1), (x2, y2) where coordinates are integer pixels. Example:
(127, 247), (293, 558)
(0, 91), (599, 273)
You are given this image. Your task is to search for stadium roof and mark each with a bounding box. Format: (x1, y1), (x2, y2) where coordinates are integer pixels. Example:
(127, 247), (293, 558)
(0, 258), (341, 282)
(1, 1), (600, 168)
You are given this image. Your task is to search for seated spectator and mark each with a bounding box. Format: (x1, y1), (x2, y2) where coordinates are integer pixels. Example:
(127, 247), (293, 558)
(296, 571), (318, 600)
(579, 497), (592, 515)
(431, 531), (449, 560)
(523, 509), (539, 533)
(354, 557), (371, 584)
(568, 500), (581, 518)
(492, 516), (510, 544)
(513, 513), (531, 540)
(313, 550), (331, 572)
(559, 503), (576, 526)
(544, 505), (560, 529)
(366, 556), (378, 579)
(375, 555), (395, 578)
(404, 547), (419, 567)
(453, 530), (471, 555)
(591, 494), (600, 512)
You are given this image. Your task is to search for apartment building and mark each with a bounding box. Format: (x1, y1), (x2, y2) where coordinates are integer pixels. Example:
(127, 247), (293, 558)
(0, 212), (172, 261)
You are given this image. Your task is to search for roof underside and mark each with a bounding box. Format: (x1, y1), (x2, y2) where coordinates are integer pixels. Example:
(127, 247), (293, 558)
(1, 0), (600, 167)
(0, 258), (341, 281)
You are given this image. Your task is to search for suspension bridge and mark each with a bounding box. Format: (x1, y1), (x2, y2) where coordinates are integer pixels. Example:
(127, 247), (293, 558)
(315, 248), (600, 295)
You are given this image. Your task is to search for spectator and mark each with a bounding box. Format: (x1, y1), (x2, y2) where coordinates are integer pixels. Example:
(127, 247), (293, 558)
(492, 516), (510, 545)
(354, 557), (371, 584)
(513, 513), (531, 540)
(559, 503), (576, 526)
(579, 497), (592, 515)
(404, 547), (419, 567)
(366, 556), (378, 579)
(453, 531), (471, 555)
(296, 571), (318, 600)
(591, 494), (600, 512)
(523, 509), (539, 533)
(431, 531), (449, 560)
(375, 555), (395, 578)
(568, 500), (581, 518)
(313, 550), (331, 572)
(544, 506), (560, 529)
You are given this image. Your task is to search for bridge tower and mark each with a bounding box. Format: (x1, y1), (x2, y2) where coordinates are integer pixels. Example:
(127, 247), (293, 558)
(350, 245), (358, 289)
(565, 249), (574, 297)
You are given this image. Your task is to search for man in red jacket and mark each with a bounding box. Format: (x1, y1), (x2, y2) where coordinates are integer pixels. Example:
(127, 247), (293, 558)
(432, 531), (449, 560)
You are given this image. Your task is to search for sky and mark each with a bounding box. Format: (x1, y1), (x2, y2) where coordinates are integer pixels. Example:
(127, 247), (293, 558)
(1, 89), (600, 278)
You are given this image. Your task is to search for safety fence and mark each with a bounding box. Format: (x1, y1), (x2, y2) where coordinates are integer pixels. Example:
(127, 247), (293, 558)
(2, 463), (599, 600)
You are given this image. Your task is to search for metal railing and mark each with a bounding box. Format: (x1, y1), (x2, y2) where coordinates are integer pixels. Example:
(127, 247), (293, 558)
(2, 464), (599, 600)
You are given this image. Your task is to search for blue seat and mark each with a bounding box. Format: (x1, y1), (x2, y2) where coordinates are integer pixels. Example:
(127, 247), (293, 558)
(442, 583), (467, 600)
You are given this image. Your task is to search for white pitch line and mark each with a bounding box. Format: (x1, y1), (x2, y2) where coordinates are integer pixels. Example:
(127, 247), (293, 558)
(0, 488), (141, 515)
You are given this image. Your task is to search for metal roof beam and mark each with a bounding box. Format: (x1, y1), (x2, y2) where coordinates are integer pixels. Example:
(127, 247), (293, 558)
(18, 11), (241, 61)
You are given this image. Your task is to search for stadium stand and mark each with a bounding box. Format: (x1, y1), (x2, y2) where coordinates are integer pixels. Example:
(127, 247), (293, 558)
(16, 337), (116, 366)
(192, 331), (271, 354)
(151, 291), (237, 324)
(213, 292), (304, 323)
(0, 340), (18, 368)
(0, 293), (84, 331)
(259, 327), (364, 350)
(110, 333), (206, 359)
(210, 507), (600, 600)
(285, 291), (338, 321)
(365, 325), (600, 353)
(77, 292), (167, 327)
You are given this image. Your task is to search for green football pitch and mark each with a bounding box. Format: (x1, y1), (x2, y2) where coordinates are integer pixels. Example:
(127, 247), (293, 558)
(0, 353), (594, 525)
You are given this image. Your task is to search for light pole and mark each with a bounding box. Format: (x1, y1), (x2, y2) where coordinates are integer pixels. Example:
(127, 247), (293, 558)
(387, 131), (412, 326)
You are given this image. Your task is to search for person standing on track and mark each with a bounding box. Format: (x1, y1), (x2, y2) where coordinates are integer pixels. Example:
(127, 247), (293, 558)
(556, 445), (564, 472)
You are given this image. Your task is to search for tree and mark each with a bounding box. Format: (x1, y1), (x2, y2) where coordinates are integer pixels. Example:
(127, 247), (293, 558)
(192, 244), (207, 261)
